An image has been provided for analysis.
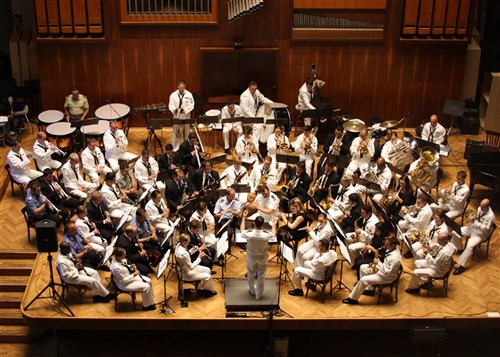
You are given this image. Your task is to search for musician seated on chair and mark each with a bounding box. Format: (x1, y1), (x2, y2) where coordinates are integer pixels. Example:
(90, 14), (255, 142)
(175, 233), (217, 297)
(278, 199), (308, 250)
(247, 184), (280, 224)
(411, 211), (449, 260)
(397, 194), (433, 235)
(134, 149), (165, 193)
(295, 212), (333, 268)
(356, 157), (392, 204)
(352, 222), (388, 281)
(103, 120), (136, 173)
(235, 125), (260, 167)
(115, 225), (154, 276)
(75, 205), (109, 255)
(111, 247), (156, 311)
(56, 241), (114, 303)
(318, 126), (349, 176)
(182, 219), (215, 271)
(289, 239), (337, 297)
(281, 161), (311, 213)
(421, 114), (446, 145)
(145, 189), (172, 235)
(339, 193), (363, 233)
(116, 162), (142, 203)
(406, 233), (456, 294)
(343, 236), (401, 304)
(32, 131), (62, 171)
(249, 155), (278, 192)
(266, 125), (290, 182)
(80, 138), (112, 185)
(345, 128), (374, 180)
(327, 175), (356, 222)
(430, 171), (469, 219)
(190, 161), (220, 194)
(221, 100), (244, 155)
(453, 198), (496, 276)
(40, 168), (80, 223)
(130, 208), (164, 261)
(7, 140), (43, 185)
(296, 77), (326, 127)
(177, 132), (202, 176)
(312, 159), (339, 206)
(165, 168), (196, 220)
(381, 132), (403, 166)
(408, 155), (439, 192)
(345, 204), (380, 260)
(214, 187), (242, 248)
(168, 80), (194, 151)
(191, 201), (217, 248)
(61, 153), (98, 200)
(158, 144), (180, 172)
(62, 222), (103, 270)
(25, 182), (62, 226)
(293, 126), (318, 178)
(101, 172), (137, 220)
(86, 191), (115, 244)
(386, 176), (415, 225)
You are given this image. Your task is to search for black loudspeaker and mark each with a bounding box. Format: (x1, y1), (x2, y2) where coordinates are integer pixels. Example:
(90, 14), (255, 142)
(464, 139), (485, 159)
(458, 109), (480, 135)
(35, 220), (58, 253)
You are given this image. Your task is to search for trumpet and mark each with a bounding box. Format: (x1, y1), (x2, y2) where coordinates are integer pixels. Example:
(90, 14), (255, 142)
(39, 193), (61, 214)
(331, 130), (345, 152)
(193, 126), (210, 159)
(302, 136), (312, 154)
(50, 180), (69, 199)
(399, 204), (419, 218)
(48, 142), (65, 156)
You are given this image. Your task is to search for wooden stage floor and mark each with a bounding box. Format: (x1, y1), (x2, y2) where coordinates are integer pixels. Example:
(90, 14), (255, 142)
(2, 128), (495, 335)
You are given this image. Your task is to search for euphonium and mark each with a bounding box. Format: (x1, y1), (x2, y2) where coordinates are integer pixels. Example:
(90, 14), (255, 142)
(361, 162), (378, 183)
(331, 130), (346, 152)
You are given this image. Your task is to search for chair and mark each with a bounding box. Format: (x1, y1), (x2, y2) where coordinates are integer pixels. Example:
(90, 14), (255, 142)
(21, 206), (37, 242)
(305, 260), (337, 303)
(426, 259), (454, 297)
(7, 96), (32, 134)
(56, 266), (87, 303)
(485, 130), (500, 149)
(373, 265), (403, 304)
(109, 273), (137, 311)
(5, 164), (26, 198)
(470, 223), (497, 261)
(176, 265), (200, 302)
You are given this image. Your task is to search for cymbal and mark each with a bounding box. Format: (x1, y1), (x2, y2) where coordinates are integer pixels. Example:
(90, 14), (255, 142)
(380, 120), (399, 129)
(343, 120), (366, 133)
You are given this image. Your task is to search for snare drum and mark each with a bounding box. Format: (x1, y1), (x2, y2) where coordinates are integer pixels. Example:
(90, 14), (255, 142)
(95, 103), (130, 129)
(80, 120), (108, 150)
(38, 110), (64, 132)
(46, 122), (76, 151)
(204, 109), (222, 130)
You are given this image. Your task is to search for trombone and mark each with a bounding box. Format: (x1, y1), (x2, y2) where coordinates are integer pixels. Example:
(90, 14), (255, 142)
(40, 193), (61, 214)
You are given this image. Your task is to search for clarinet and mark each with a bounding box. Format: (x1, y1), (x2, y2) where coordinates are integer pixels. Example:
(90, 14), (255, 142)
(70, 253), (90, 276)
(125, 259), (146, 282)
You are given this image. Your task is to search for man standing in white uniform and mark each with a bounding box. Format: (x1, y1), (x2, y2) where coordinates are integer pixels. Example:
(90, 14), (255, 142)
(240, 81), (273, 142)
(169, 80), (195, 151)
(296, 78), (325, 127)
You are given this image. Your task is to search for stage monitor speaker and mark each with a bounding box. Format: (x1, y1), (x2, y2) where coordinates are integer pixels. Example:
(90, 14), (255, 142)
(35, 220), (58, 253)
(443, 99), (465, 117)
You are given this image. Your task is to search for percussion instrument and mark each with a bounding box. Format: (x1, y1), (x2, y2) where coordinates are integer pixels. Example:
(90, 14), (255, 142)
(95, 103), (130, 129)
(38, 110), (64, 132)
(46, 122), (76, 151)
(343, 120), (366, 133)
(380, 120), (399, 129)
(80, 120), (109, 149)
(204, 109), (222, 130)
(370, 123), (388, 139)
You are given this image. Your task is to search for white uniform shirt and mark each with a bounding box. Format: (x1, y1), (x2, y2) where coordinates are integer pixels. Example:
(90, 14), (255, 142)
(249, 163), (278, 191)
(423, 242), (456, 277)
(235, 135), (260, 164)
(308, 222), (334, 243)
(104, 129), (129, 159)
(145, 198), (168, 226)
(240, 88), (273, 117)
(168, 89), (194, 119)
(214, 196), (241, 221)
(134, 156), (160, 188)
(266, 133), (290, 158)
(61, 161), (85, 191)
(350, 136), (374, 161)
(253, 192), (279, 222)
(294, 133), (318, 157)
(304, 250), (338, 280)
(242, 228), (274, 260)
(404, 203), (433, 231)
(81, 146), (106, 172)
(7, 148), (34, 179)
(447, 182), (470, 211)
(220, 165), (248, 188)
(421, 122), (446, 145)
(32, 140), (57, 169)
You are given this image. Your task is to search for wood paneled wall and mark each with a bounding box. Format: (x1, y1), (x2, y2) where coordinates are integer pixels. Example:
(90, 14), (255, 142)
(35, 0), (468, 127)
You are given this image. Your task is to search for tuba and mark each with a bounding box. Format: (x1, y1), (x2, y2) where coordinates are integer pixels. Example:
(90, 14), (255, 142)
(409, 146), (439, 187)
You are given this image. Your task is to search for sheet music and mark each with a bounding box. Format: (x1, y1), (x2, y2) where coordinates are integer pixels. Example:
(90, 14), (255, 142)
(216, 217), (233, 237)
(156, 249), (171, 279)
(280, 241), (295, 264)
(397, 225), (414, 257)
(102, 237), (117, 265)
(336, 235), (352, 265)
(215, 232), (229, 259)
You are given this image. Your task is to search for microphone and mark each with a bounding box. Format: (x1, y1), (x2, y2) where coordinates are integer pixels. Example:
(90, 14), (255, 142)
(311, 63), (316, 70)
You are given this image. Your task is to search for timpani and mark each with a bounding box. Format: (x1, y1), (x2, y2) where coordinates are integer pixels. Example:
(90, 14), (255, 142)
(38, 110), (64, 132)
(80, 120), (109, 151)
(46, 122), (76, 151)
(95, 103), (130, 129)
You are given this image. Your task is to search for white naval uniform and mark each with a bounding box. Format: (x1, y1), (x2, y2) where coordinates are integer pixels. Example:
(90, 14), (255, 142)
(214, 196), (241, 221)
(248, 192), (280, 223)
(348, 248), (402, 300)
(295, 222), (333, 268)
(327, 184), (356, 221)
(190, 210), (217, 247)
(408, 158), (439, 192)
(412, 220), (449, 259)
(61, 161), (97, 200)
(430, 182), (470, 219)
(111, 258), (155, 307)
(346, 214), (380, 259)
(221, 104), (244, 150)
(32, 140), (61, 171)
(398, 203), (433, 233)
(7, 148), (43, 185)
(220, 165), (248, 202)
(248, 163), (278, 192)
(145, 198), (171, 233)
(103, 128), (136, 172)
(240, 88), (273, 142)
(81, 146), (112, 185)
(75, 216), (108, 254)
(407, 242), (456, 289)
(345, 136), (375, 179)
(293, 133), (318, 178)
(56, 253), (109, 297)
(169, 89), (194, 151)
(421, 122), (446, 145)
(296, 82), (320, 127)
(134, 156), (165, 193)
(235, 135), (260, 166)
(101, 182), (136, 220)
(292, 250), (337, 288)
(175, 244), (214, 292)
(381, 139), (402, 164)
(363, 166), (392, 203)
(266, 133), (290, 182)
(456, 206), (495, 265)
(242, 228), (274, 300)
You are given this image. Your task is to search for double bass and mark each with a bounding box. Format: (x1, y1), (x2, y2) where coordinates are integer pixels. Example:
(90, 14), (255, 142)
(309, 64), (334, 141)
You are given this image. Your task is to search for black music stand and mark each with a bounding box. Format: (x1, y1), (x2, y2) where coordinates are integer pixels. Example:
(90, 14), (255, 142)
(352, 175), (381, 203)
(330, 220), (352, 293)
(386, 161), (406, 177)
(418, 187), (438, 205)
(319, 153), (350, 169)
(231, 184), (251, 195)
(155, 249), (175, 315)
(276, 153), (300, 166)
(145, 118), (165, 156)
(443, 99), (465, 136)
(443, 215), (462, 236)
(369, 196), (396, 233)
(300, 108), (333, 131)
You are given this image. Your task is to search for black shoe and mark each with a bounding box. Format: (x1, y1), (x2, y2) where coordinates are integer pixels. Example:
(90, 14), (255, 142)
(98, 265), (111, 272)
(104, 293), (117, 301)
(142, 304), (156, 311)
(199, 289), (217, 297)
(420, 282), (434, 290)
(93, 295), (110, 303)
(456, 249), (464, 254)
(404, 251), (413, 259)
(362, 290), (375, 297)
(288, 289), (304, 297)
(305, 282), (316, 292)
(211, 270), (217, 275)
(342, 298), (358, 305)
(453, 266), (466, 275)
(405, 288), (420, 294)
